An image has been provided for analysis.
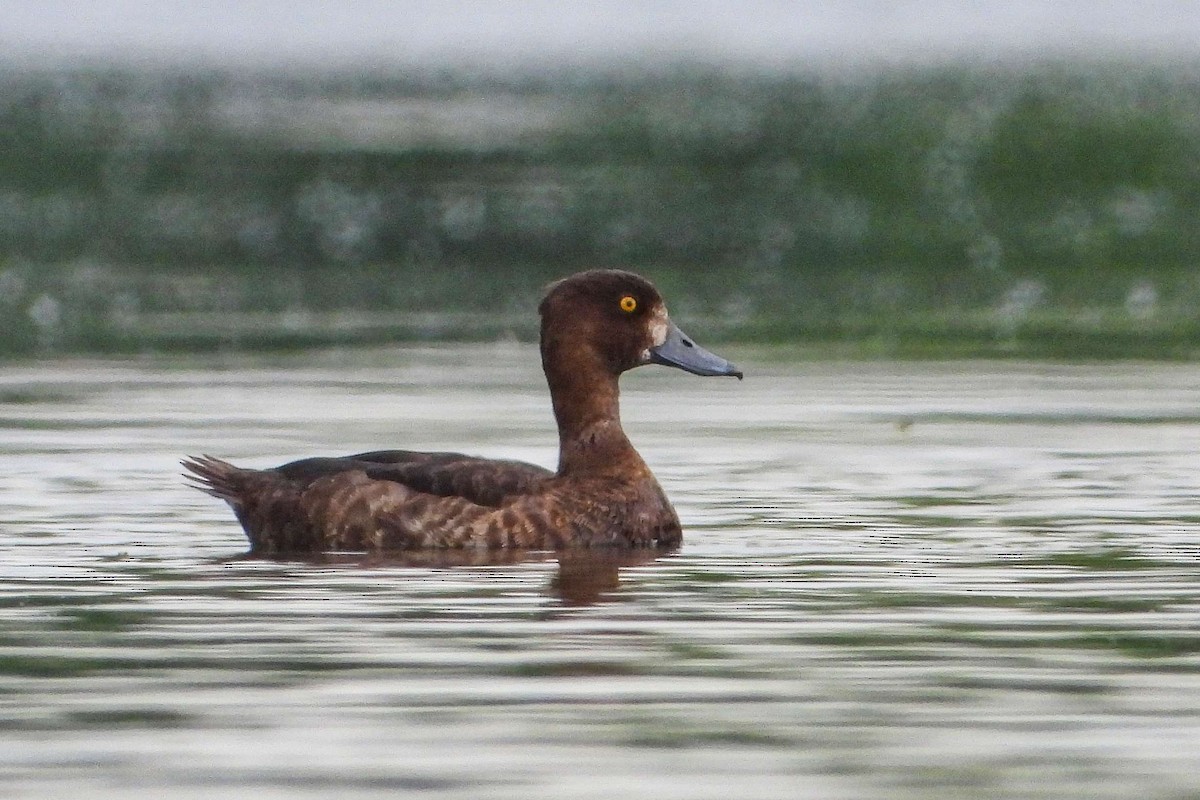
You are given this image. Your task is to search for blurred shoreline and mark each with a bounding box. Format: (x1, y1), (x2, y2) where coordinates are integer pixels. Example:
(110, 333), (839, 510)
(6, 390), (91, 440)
(3, 59), (1200, 359)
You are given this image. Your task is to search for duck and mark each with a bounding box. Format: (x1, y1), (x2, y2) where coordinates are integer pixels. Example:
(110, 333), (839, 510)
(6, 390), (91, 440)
(183, 269), (742, 553)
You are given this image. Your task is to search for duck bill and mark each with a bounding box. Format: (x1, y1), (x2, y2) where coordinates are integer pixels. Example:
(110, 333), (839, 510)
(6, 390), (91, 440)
(649, 322), (743, 379)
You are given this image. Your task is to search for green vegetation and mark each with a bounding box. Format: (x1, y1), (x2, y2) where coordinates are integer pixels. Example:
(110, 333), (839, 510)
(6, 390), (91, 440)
(2, 62), (1199, 357)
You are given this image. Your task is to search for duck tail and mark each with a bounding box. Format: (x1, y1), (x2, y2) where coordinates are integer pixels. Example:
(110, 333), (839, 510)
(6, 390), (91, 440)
(183, 455), (311, 553)
(181, 455), (250, 505)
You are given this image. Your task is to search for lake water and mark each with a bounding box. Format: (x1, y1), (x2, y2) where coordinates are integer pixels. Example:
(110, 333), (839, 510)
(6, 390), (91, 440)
(2, 344), (1199, 799)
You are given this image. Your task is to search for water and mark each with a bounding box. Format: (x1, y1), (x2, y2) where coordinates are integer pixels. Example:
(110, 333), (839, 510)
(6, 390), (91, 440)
(2, 344), (1199, 799)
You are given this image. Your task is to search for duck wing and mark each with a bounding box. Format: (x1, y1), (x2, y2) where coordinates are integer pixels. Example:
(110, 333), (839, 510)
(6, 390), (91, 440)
(270, 450), (553, 507)
(183, 455), (670, 553)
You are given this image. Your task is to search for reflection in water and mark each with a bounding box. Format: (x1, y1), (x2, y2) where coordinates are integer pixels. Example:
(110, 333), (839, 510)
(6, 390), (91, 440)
(550, 549), (670, 605)
(260, 547), (674, 606)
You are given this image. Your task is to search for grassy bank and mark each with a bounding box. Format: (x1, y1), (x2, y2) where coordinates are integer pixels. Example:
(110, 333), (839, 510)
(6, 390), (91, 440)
(2, 61), (1199, 357)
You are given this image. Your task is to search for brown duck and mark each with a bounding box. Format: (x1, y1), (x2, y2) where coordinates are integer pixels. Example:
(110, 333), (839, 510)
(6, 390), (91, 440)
(183, 269), (742, 553)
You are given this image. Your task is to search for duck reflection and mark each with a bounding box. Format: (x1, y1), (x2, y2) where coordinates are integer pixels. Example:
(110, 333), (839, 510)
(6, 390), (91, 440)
(549, 548), (670, 606)
(259, 547), (675, 606)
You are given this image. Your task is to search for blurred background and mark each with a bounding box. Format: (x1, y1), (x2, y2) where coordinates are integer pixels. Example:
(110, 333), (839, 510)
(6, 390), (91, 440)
(3, 0), (1200, 358)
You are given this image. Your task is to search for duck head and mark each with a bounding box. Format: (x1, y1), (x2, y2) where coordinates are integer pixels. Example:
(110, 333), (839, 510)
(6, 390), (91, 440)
(539, 270), (742, 380)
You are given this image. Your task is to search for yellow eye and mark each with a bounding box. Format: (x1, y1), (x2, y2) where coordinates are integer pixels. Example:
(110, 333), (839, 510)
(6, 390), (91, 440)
(619, 295), (637, 313)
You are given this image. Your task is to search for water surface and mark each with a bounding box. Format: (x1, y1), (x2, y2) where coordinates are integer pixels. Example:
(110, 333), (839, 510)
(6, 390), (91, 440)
(2, 345), (1199, 798)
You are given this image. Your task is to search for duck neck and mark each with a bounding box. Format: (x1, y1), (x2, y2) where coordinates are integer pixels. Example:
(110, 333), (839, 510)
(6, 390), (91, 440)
(543, 344), (642, 476)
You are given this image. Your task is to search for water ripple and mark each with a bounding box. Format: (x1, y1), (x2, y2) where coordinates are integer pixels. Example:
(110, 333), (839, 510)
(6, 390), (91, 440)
(1, 348), (1199, 799)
